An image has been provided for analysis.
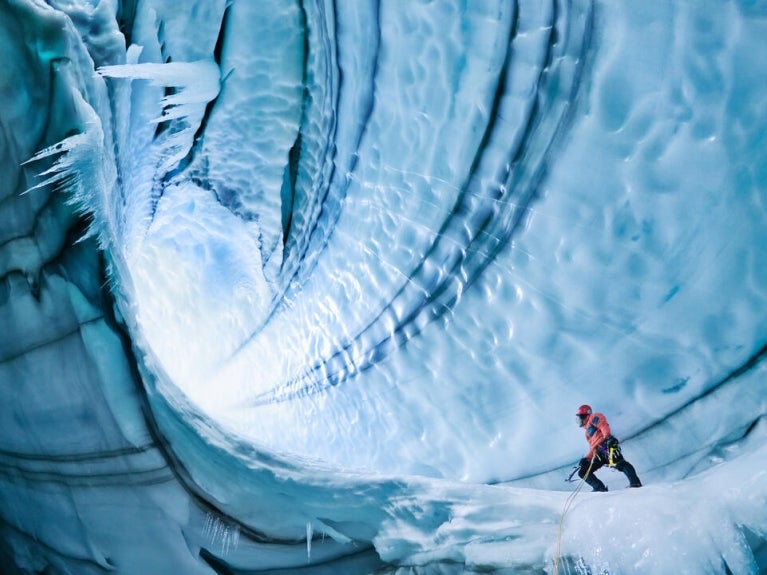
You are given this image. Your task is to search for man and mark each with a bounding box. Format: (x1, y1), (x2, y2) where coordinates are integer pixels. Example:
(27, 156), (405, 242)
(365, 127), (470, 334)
(576, 404), (642, 491)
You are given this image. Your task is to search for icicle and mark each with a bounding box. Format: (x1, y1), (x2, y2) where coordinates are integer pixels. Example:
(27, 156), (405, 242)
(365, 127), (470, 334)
(97, 58), (220, 182)
(203, 513), (240, 556)
(97, 59), (220, 125)
(21, 98), (114, 250)
(306, 521), (313, 563)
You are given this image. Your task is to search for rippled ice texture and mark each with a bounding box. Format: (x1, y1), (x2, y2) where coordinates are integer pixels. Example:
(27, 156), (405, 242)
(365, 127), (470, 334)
(1, 0), (766, 573)
(120, 0), (767, 481)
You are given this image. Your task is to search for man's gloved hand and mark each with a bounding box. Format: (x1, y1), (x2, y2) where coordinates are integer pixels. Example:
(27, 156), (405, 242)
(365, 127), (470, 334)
(606, 436), (620, 448)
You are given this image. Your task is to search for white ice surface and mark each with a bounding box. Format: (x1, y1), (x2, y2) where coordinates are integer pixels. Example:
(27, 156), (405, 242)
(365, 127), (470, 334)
(114, 0), (767, 482)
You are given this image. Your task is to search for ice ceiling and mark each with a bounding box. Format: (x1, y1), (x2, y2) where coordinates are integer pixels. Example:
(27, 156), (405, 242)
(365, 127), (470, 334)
(1, 0), (766, 573)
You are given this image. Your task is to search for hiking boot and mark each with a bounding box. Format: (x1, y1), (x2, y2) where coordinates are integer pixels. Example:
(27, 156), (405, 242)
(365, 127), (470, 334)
(585, 474), (608, 492)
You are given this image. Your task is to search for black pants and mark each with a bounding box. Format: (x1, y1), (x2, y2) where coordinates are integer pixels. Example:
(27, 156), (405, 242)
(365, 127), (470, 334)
(578, 442), (641, 491)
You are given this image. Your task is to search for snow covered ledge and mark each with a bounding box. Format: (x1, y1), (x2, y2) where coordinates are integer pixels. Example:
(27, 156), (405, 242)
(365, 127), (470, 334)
(370, 439), (767, 574)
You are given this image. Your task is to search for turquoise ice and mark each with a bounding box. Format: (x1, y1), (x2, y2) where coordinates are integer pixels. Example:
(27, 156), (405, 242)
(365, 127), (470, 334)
(1, 0), (766, 573)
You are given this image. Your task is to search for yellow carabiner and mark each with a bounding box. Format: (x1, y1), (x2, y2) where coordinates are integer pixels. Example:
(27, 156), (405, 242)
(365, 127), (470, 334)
(608, 447), (617, 467)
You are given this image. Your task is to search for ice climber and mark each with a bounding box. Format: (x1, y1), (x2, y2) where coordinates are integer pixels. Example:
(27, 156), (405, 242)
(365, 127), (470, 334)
(575, 404), (642, 491)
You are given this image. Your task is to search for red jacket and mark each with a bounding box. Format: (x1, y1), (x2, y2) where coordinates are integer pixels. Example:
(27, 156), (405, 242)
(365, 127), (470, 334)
(583, 412), (611, 458)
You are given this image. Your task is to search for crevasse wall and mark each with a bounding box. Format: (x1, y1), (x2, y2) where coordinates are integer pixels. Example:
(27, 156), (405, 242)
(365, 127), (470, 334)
(1, 1), (766, 574)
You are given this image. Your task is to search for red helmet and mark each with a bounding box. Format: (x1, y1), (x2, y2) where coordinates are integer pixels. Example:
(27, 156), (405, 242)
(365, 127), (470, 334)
(576, 404), (592, 416)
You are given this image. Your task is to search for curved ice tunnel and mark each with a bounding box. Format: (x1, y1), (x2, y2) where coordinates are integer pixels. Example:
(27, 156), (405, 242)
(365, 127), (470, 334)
(0, 0), (766, 573)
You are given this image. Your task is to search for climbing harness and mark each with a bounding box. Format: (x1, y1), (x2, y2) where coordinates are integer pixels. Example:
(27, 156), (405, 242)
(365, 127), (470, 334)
(608, 446), (618, 467)
(553, 453), (596, 575)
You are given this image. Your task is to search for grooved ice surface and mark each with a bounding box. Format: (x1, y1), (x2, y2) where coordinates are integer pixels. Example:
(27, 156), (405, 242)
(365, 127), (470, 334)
(0, 0), (766, 574)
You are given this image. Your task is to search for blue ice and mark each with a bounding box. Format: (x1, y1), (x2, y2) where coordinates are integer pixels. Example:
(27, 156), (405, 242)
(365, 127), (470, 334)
(0, 0), (766, 573)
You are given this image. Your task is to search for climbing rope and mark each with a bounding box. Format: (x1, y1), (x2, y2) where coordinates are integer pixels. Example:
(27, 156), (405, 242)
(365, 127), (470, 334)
(553, 453), (596, 575)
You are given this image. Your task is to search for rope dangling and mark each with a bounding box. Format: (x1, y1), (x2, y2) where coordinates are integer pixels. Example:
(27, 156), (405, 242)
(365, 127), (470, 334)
(553, 453), (596, 575)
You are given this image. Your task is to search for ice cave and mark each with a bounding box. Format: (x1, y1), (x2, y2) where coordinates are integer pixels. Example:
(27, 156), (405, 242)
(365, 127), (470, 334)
(1, 0), (766, 573)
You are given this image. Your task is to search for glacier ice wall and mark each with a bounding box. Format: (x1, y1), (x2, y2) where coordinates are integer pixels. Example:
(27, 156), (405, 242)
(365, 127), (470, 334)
(1, 0), (766, 573)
